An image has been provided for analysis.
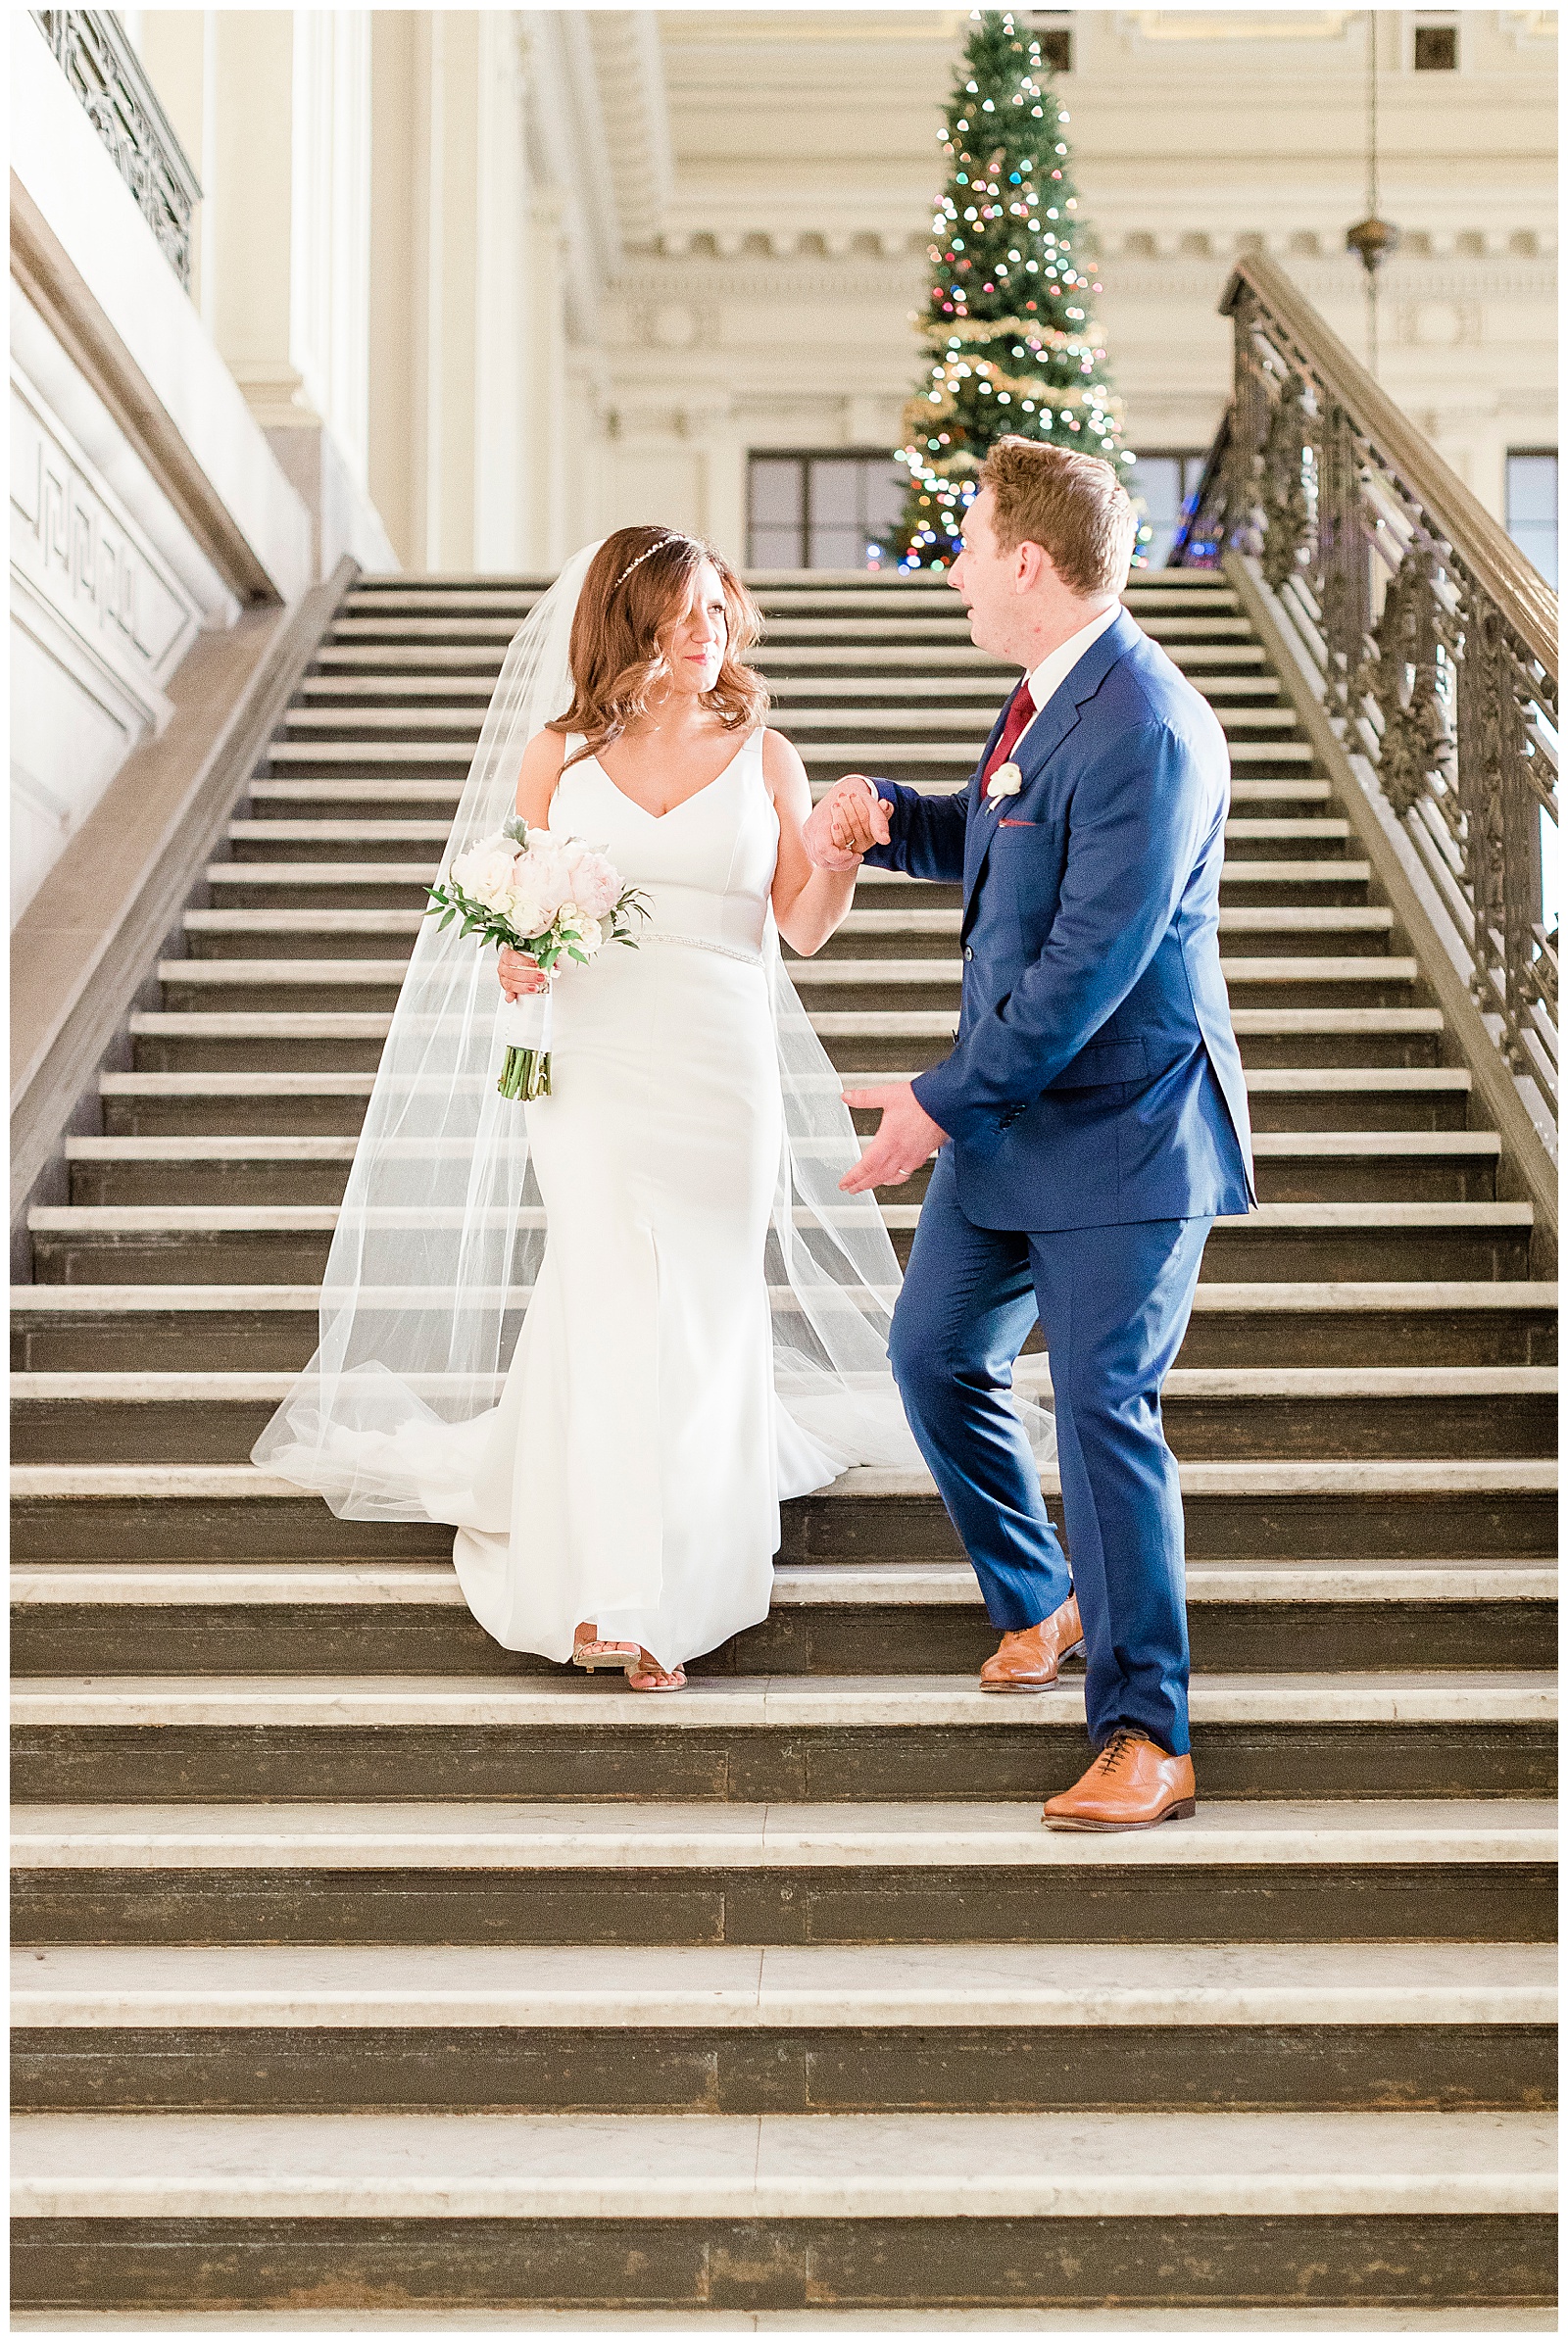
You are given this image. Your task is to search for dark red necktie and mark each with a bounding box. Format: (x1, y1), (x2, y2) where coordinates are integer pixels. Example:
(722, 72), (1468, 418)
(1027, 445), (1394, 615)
(982, 681), (1037, 786)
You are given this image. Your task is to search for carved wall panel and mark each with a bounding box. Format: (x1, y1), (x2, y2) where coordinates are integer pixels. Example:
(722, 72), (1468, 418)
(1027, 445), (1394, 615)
(10, 363), (206, 923)
(11, 368), (201, 704)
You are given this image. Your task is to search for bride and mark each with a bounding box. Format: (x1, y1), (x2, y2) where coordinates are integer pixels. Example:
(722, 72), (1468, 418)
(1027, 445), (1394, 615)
(255, 525), (976, 1689)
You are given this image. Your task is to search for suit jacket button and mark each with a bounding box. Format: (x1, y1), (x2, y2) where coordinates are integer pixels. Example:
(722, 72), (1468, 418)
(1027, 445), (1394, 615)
(963, 946), (974, 961)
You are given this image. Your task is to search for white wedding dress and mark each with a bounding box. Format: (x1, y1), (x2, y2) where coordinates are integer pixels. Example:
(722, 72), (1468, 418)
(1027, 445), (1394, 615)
(444, 726), (817, 1667)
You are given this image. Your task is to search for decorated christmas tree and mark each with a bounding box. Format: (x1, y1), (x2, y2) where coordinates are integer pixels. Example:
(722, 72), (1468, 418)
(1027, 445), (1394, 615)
(886, 9), (1128, 570)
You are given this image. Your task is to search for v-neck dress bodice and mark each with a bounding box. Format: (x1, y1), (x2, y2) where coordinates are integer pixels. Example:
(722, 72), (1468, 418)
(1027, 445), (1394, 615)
(551, 729), (779, 963)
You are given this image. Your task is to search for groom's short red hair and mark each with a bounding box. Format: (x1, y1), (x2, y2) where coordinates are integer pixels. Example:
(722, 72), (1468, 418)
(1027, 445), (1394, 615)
(981, 438), (1136, 597)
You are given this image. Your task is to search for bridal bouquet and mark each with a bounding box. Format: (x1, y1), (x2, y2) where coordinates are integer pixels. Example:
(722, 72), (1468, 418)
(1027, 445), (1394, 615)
(426, 814), (650, 1101)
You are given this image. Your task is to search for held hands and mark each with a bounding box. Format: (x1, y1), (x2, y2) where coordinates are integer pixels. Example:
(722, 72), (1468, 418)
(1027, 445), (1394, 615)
(840, 1082), (949, 1194)
(802, 774), (894, 872)
(498, 947), (549, 1000)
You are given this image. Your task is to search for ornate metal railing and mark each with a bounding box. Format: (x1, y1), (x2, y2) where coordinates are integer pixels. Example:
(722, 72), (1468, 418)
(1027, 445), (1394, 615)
(1174, 254), (1559, 1147)
(31, 10), (201, 291)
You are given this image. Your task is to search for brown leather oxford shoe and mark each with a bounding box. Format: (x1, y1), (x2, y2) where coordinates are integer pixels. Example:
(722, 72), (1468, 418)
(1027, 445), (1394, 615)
(1042, 1730), (1197, 1830)
(979, 1592), (1083, 1692)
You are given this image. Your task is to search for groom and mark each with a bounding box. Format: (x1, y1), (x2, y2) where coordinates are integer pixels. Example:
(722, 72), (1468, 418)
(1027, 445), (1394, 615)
(803, 438), (1254, 1831)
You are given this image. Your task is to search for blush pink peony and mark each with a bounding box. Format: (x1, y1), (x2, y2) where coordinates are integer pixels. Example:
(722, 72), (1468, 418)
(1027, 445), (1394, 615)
(562, 843), (621, 921)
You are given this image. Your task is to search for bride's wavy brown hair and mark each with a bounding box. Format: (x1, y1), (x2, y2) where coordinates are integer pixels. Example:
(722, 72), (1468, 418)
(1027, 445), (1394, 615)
(548, 526), (766, 769)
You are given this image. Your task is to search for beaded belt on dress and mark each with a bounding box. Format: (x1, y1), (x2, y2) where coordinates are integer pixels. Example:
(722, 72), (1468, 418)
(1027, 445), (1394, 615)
(643, 929), (762, 966)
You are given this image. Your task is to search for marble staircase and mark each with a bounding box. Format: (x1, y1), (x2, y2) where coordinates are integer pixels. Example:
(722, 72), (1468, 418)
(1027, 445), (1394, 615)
(10, 568), (1557, 2319)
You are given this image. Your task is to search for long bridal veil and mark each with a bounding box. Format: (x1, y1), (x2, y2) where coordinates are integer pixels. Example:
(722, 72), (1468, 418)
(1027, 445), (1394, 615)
(252, 542), (1054, 1522)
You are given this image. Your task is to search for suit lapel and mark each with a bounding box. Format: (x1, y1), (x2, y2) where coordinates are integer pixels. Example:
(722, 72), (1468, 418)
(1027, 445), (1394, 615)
(961, 609), (1140, 933)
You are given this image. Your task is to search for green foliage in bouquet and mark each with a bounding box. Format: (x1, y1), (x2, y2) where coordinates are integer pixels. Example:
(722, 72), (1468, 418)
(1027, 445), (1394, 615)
(424, 812), (651, 974)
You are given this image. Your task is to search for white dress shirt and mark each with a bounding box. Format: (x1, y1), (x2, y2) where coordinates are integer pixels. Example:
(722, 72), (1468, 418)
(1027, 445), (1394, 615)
(1013, 600), (1122, 749)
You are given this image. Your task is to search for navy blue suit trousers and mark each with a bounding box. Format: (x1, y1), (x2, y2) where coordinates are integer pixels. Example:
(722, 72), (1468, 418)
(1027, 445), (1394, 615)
(890, 1147), (1212, 1755)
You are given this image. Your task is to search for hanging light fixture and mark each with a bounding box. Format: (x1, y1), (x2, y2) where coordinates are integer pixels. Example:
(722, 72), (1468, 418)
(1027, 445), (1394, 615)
(1346, 8), (1400, 375)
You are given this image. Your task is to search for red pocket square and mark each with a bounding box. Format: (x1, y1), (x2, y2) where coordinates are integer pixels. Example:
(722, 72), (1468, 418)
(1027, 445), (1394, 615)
(998, 818), (1039, 828)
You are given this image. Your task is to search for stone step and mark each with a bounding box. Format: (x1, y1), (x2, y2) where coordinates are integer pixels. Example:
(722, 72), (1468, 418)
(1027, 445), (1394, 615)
(21, 1552), (1555, 1599)
(77, 1114), (1506, 1211)
(16, 1276), (1554, 1377)
(318, 579), (1232, 614)
(278, 705), (1308, 740)
(295, 670), (1288, 707)
(12, 1796), (1556, 1947)
(248, 769), (1326, 809)
(223, 814), (1350, 863)
(313, 637), (1267, 673)
(163, 944), (1419, 983)
(110, 1020), (1475, 1128)
(323, 612), (1259, 645)
(199, 857), (1380, 914)
(259, 738), (1315, 774)
(10, 1940), (1555, 2116)
(11, 2102), (1552, 2317)
(28, 1193), (1531, 1287)
(766, 616), (1261, 641)
(68, 1132), (1516, 1233)
(124, 993), (1452, 1082)
(15, 1355), (1556, 1469)
(325, 569), (1227, 592)
(180, 897), (1396, 949)
(11, 1553), (1555, 1678)
(11, 1667), (1555, 1806)
(26, 1931), (1536, 2029)
(10, 1455), (1557, 1571)
(162, 932), (1434, 1006)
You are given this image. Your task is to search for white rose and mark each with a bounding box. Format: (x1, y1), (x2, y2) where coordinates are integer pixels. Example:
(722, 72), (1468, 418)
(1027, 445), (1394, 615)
(456, 845), (524, 912)
(508, 884), (555, 941)
(567, 913), (604, 956)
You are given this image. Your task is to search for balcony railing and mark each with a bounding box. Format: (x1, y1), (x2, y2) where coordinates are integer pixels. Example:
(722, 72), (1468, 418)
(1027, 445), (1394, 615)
(1174, 253), (1559, 1150)
(31, 9), (201, 291)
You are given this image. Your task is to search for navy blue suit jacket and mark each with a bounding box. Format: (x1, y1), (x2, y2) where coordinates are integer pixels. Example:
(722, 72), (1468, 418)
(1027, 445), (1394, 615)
(862, 606), (1256, 1233)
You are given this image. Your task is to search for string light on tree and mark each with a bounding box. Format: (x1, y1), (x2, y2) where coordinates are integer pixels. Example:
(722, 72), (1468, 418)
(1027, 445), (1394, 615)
(885, 7), (1133, 570)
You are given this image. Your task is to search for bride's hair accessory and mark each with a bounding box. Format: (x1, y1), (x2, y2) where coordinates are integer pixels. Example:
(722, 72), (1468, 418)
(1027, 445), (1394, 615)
(550, 528), (766, 771)
(612, 534), (689, 592)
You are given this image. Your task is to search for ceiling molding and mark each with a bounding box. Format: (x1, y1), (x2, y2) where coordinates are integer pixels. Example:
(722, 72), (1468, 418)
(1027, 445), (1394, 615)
(588, 12), (675, 245)
(521, 13), (617, 342)
(612, 228), (1555, 279)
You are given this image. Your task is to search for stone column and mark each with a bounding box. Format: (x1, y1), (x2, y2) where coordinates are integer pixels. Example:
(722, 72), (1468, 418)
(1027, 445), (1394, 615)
(147, 8), (394, 577)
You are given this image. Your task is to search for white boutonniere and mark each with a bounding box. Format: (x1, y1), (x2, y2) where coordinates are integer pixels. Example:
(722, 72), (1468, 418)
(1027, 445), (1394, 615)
(986, 762), (1023, 804)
